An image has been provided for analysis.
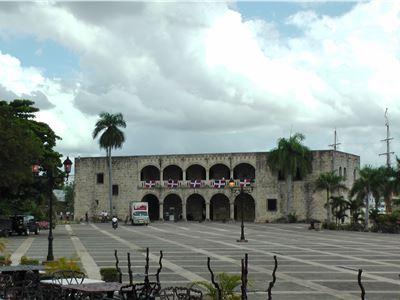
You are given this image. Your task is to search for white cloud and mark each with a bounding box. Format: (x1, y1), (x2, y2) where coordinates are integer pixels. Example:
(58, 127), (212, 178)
(0, 1), (399, 166)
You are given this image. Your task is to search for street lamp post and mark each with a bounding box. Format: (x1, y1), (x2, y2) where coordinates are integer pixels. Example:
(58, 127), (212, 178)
(32, 157), (73, 261)
(229, 178), (252, 243)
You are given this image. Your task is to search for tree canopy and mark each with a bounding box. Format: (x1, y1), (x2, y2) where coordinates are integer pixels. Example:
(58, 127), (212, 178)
(267, 133), (313, 218)
(0, 99), (63, 217)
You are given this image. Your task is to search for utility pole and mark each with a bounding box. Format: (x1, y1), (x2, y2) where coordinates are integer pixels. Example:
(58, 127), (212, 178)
(379, 108), (394, 167)
(329, 129), (341, 172)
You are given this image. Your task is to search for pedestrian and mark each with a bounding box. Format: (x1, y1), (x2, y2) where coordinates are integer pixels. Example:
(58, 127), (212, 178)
(85, 212), (89, 223)
(60, 212), (63, 222)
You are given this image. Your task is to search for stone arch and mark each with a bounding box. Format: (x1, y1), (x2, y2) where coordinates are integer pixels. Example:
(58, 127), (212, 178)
(209, 164), (230, 179)
(163, 165), (183, 180)
(233, 163), (255, 180)
(234, 194), (255, 222)
(140, 165), (160, 181)
(141, 194), (159, 221)
(210, 194), (230, 221)
(186, 164), (206, 180)
(163, 194), (182, 221)
(186, 194), (205, 221)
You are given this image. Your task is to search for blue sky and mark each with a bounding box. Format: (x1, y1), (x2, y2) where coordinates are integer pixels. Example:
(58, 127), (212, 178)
(0, 1), (399, 167)
(237, 1), (357, 33)
(0, 34), (79, 79)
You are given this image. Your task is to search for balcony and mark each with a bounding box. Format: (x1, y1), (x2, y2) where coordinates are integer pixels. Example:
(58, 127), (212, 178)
(138, 179), (255, 190)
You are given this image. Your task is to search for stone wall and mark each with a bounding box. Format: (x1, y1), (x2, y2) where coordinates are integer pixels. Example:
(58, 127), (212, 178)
(74, 150), (360, 223)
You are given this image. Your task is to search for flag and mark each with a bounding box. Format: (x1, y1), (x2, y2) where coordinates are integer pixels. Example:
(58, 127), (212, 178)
(213, 179), (226, 188)
(190, 180), (202, 188)
(239, 179), (252, 187)
(167, 179), (178, 188)
(144, 180), (155, 188)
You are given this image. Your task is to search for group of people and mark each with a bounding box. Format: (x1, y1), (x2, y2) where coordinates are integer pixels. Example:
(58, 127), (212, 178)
(59, 211), (73, 222)
(100, 210), (109, 222)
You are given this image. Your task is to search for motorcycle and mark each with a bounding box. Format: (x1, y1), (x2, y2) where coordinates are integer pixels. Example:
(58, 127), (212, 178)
(112, 218), (118, 230)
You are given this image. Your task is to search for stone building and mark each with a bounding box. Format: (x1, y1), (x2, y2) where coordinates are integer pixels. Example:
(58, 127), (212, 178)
(74, 150), (360, 223)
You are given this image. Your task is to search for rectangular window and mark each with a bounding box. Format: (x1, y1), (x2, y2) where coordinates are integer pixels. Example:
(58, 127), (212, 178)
(267, 199), (277, 211)
(97, 173), (104, 184)
(112, 184), (119, 196)
(294, 168), (302, 181)
(278, 170), (285, 181)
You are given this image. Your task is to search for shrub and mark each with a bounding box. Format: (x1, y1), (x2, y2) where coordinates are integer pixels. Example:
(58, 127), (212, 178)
(100, 267), (120, 282)
(191, 272), (242, 300)
(20, 255), (40, 265)
(274, 217), (287, 223)
(45, 256), (82, 274)
(0, 254), (11, 266)
(287, 213), (297, 223)
(0, 239), (7, 253)
(340, 223), (364, 232)
(322, 222), (338, 230)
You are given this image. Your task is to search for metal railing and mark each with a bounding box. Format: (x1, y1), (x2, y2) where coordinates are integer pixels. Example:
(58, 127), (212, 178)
(138, 179), (256, 189)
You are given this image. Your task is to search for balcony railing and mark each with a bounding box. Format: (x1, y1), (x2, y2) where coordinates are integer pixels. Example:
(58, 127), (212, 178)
(139, 179), (256, 189)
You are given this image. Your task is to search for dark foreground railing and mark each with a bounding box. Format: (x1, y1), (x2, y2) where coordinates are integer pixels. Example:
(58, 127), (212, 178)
(0, 249), (372, 300)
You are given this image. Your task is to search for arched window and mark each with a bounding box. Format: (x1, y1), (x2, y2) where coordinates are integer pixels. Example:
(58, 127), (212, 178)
(343, 167), (347, 180)
(339, 167), (342, 177)
(353, 169), (357, 181)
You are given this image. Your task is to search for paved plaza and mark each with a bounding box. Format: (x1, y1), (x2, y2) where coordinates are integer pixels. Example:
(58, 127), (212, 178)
(5, 222), (400, 299)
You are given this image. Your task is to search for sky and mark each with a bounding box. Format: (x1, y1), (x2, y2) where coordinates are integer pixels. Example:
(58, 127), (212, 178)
(0, 0), (399, 171)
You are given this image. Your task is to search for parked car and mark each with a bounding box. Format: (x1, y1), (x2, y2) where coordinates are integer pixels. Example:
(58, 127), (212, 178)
(10, 215), (40, 236)
(0, 217), (12, 237)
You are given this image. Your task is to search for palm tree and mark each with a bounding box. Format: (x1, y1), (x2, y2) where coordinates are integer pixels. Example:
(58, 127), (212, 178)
(315, 171), (347, 223)
(346, 197), (364, 225)
(267, 133), (313, 220)
(379, 161), (400, 214)
(93, 112), (126, 216)
(330, 195), (348, 224)
(349, 166), (381, 229)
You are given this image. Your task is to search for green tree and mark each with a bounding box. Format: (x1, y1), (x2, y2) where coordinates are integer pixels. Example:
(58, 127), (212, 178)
(330, 195), (348, 224)
(267, 133), (313, 220)
(314, 171), (347, 223)
(346, 197), (364, 225)
(378, 162), (400, 214)
(349, 166), (382, 229)
(0, 99), (63, 217)
(92, 112), (126, 215)
(64, 182), (75, 213)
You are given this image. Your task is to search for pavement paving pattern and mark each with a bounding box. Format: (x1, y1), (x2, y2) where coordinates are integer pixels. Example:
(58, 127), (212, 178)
(7, 222), (400, 300)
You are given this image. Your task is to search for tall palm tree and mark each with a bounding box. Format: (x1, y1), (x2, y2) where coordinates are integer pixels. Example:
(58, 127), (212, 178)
(349, 166), (381, 229)
(267, 133), (313, 220)
(315, 171), (347, 223)
(379, 160), (400, 214)
(93, 112), (126, 216)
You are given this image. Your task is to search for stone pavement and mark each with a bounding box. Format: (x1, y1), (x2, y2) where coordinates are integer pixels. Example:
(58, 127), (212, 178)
(5, 222), (400, 299)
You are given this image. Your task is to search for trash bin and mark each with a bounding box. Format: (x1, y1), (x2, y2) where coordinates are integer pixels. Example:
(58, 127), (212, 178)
(169, 214), (175, 221)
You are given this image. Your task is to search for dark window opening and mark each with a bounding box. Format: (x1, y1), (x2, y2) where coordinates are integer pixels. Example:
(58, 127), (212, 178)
(97, 173), (104, 184)
(294, 168), (302, 181)
(278, 170), (285, 181)
(267, 199), (277, 211)
(112, 185), (119, 196)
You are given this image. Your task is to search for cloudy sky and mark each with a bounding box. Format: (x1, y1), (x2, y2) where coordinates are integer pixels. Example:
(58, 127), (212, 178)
(0, 0), (399, 169)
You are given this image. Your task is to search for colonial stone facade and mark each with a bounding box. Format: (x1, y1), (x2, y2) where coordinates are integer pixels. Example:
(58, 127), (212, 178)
(74, 150), (360, 223)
